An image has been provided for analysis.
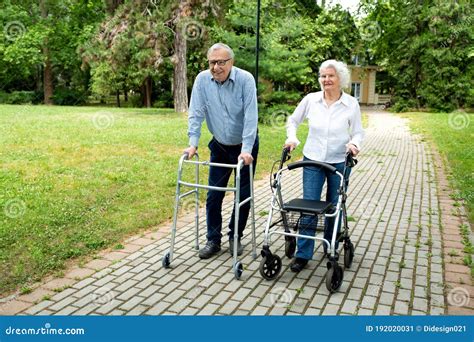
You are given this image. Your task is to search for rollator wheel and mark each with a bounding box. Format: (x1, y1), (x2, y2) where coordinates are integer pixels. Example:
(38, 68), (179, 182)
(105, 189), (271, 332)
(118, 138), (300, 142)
(233, 261), (243, 280)
(259, 255), (282, 280)
(285, 236), (296, 259)
(325, 262), (343, 293)
(344, 241), (355, 268)
(162, 251), (171, 269)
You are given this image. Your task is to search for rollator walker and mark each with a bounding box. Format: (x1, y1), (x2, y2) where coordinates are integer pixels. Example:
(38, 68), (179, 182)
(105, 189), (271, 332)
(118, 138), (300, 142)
(162, 152), (257, 280)
(259, 147), (357, 292)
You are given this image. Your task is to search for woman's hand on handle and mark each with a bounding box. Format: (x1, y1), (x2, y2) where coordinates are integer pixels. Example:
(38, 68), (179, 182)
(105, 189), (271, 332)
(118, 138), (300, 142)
(346, 143), (359, 156)
(284, 142), (297, 152)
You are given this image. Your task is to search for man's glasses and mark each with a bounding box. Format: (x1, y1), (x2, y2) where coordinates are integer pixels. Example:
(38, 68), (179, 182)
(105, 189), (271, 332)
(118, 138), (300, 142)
(208, 58), (232, 67)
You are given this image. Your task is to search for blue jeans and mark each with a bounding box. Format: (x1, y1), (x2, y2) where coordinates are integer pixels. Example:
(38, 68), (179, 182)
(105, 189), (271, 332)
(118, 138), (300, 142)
(295, 156), (350, 260)
(206, 136), (259, 245)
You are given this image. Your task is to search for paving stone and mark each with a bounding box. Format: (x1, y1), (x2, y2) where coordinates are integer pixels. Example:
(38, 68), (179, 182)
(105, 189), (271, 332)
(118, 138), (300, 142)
(126, 305), (149, 315)
(341, 299), (359, 315)
(54, 306), (79, 315)
(167, 298), (192, 313)
(17, 289), (55, 304)
(393, 301), (409, 315)
(72, 277), (96, 290)
(1, 300), (37, 315)
(250, 306), (269, 315)
(51, 288), (77, 302)
(42, 278), (76, 291)
(72, 285), (98, 299)
(378, 292), (395, 306)
(360, 296), (377, 310)
(49, 296), (78, 311)
(397, 289), (411, 302)
(322, 304), (339, 315)
(117, 287), (143, 301)
(375, 305), (391, 315)
(346, 288), (363, 301)
(189, 294), (213, 309)
(211, 291), (233, 305)
(64, 267), (96, 280)
(412, 297), (428, 312)
(141, 293), (166, 307)
(308, 294), (328, 309)
(161, 289), (186, 304)
(24, 301), (55, 315)
(231, 288), (252, 302)
(357, 308), (373, 315)
(144, 301), (170, 315)
(218, 300), (239, 315)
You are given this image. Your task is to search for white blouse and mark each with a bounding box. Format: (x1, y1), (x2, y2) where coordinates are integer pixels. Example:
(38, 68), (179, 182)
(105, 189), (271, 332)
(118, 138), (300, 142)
(286, 91), (364, 163)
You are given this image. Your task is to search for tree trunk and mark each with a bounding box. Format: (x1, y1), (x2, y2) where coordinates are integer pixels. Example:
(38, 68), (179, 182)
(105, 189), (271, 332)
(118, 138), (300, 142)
(116, 90), (121, 107)
(43, 50), (53, 105)
(40, 0), (53, 105)
(144, 76), (152, 108)
(124, 88), (128, 102)
(173, 22), (188, 113)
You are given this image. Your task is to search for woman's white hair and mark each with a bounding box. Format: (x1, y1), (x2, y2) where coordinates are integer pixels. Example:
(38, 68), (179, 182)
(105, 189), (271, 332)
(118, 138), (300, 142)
(319, 59), (350, 90)
(207, 43), (234, 59)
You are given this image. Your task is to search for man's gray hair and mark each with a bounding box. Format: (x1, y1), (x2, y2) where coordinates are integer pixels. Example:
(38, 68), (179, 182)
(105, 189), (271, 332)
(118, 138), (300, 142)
(207, 43), (234, 59)
(319, 59), (350, 90)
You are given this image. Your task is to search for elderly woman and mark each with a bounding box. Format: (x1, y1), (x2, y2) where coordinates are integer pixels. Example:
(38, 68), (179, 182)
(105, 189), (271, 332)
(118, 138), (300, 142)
(284, 59), (364, 273)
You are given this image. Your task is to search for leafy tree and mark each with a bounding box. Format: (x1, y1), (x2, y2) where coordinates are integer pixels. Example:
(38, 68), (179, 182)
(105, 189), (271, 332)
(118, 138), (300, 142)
(0, 0), (105, 104)
(82, 0), (226, 110)
(211, 0), (359, 119)
(360, 0), (473, 111)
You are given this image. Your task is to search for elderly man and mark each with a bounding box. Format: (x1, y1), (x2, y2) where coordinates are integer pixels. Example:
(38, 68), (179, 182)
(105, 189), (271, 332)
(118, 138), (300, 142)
(184, 43), (259, 259)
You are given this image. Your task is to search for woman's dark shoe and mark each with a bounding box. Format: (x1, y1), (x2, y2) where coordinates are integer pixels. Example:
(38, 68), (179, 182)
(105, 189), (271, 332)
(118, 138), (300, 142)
(199, 241), (221, 259)
(290, 257), (308, 272)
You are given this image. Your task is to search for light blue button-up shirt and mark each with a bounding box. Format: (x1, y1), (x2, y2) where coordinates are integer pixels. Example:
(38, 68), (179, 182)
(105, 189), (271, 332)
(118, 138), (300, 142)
(188, 66), (258, 154)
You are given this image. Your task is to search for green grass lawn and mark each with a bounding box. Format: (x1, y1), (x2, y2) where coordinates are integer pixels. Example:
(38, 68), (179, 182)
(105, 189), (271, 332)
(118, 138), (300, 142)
(0, 104), (308, 294)
(397, 112), (473, 224)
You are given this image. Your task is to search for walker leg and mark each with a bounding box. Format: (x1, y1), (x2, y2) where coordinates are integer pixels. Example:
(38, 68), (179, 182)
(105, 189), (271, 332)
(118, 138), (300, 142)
(250, 163), (257, 260)
(233, 169), (241, 279)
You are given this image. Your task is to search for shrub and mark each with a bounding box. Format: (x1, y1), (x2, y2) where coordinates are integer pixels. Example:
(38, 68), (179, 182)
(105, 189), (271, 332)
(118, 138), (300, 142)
(52, 88), (87, 106)
(0, 91), (37, 104)
(259, 103), (296, 125)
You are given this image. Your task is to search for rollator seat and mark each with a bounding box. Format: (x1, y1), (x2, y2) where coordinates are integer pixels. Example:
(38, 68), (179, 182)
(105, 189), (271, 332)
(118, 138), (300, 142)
(283, 198), (334, 215)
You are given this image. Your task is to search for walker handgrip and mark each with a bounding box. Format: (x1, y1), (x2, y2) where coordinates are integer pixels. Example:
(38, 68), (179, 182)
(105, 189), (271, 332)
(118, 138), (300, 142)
(287, 160), (337, 173)
(345, 152), (357, 167)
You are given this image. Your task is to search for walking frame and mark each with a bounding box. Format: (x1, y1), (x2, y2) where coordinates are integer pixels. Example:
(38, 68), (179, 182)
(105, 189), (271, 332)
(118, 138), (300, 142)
(162, 152), (257, 280)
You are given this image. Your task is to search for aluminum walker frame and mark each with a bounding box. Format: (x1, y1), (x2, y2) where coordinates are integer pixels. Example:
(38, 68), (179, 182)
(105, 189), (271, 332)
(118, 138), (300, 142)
(162, 152), (257, 280)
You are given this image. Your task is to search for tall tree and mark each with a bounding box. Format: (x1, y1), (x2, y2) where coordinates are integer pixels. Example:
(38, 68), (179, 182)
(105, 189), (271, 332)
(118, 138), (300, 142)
(83, 1), (171, 108)
(167, 0), (226, 112)
(0, 0), (105, 104)
(211, 0), (359, 111)
(39, 0), (53, 104)
(360, 0), (473, 111)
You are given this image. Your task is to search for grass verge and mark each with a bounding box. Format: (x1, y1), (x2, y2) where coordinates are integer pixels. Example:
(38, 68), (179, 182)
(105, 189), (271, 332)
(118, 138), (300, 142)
(0, 104), (307, 294)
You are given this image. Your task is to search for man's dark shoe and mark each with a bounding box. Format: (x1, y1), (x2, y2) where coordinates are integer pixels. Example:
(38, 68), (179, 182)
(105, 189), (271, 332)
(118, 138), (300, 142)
(199, 241), (221, 259)
(290, 257), (308, 272)
(229, 239), (243, 256)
